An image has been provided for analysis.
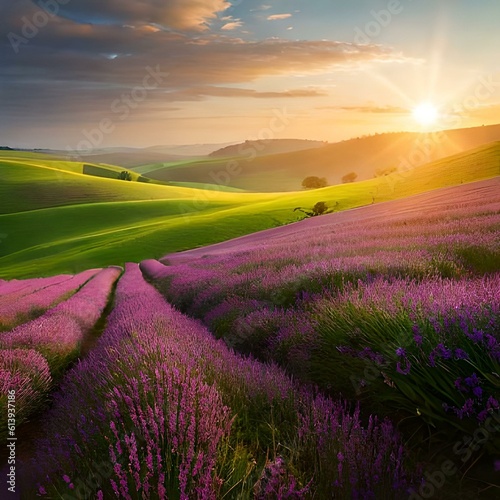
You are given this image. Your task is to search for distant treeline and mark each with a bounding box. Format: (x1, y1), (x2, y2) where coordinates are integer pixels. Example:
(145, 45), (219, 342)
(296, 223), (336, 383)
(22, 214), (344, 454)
(82, 164), (150, 183)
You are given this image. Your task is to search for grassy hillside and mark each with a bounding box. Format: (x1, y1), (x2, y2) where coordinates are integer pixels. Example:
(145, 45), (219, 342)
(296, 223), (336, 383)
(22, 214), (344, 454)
(144, 124), (500, 191)
(0, 142), (498, 278)
(208, 138), (327, 157)
(0, 155), (273, 214)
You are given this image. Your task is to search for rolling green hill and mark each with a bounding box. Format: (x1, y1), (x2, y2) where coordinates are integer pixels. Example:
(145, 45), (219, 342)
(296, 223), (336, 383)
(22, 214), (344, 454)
(0, 143), (498, 278)
(0, 155), (265, 215)
(142, 124), (500, 191)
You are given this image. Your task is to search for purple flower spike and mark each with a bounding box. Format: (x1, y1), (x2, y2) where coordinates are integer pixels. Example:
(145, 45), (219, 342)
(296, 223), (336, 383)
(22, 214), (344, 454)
(454, 348), (469, 360)
(465, 373), (480, 387)
(396, 360), (411, 375)
(487, 396), (499, 411)
(472, 386), (483, 398)
(396, 347), (406, 357)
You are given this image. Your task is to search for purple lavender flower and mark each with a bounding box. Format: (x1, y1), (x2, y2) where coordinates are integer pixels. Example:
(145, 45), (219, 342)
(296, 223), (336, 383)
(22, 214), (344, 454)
(487, 396), (499, 411)
(478, 410), (489, 423)
(396, 360), (411, 376)
(455, 399), (475, 419)
(472, 386), (483, 398)
(465, 373), (480, 387)
(469, 328), (484, 343)
(454, 348), (469, 360)
(414, 334), (423, 346)
(485, 334), (497, 349)
(436, 343), (452, 359)
(28, 263), (417, 498)
(454, 378), (467, 392)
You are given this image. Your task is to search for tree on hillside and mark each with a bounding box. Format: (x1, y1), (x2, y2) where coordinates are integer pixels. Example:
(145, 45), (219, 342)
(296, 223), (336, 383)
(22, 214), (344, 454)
(118, 171), (133, 181)
(342, 172), (358, 184)
(375, 166), (397, 177)
(302, 176), (328, 189)
(294, 201), (333, 218)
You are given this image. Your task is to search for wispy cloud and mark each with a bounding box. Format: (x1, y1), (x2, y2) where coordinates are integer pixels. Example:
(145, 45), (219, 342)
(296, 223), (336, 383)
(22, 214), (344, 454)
(317, 105), (408, 114)
(267, 14), (293, 21)
(31, 0), (232, 31)
(251, 4), (272, 12)
(220, 15), (243, 31)
(170, 86), (328, 100)
(0, 2), (427, 146)
(221, 21), (243, 30)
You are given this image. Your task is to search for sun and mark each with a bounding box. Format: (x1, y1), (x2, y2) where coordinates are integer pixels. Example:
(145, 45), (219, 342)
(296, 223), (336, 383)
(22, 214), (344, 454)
(412, 102), (439, 126)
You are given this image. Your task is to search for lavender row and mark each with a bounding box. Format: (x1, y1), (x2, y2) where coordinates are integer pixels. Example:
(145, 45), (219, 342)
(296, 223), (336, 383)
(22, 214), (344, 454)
(143, 195), (499, 449)
(0, 273), (73, 307)
(0, 266), (121, 363)
(310, 275), (500, 430)
(0, 348), (52, 441)
(0, 268), (101, 331)
(146, 254), (499, 432)
(29, 263), (416, 499)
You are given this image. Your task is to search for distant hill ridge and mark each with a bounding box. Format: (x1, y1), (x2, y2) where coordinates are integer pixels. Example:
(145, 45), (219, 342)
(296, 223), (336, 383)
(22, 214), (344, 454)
(145, 123), (500, 192)
(208, 139), (327, 158)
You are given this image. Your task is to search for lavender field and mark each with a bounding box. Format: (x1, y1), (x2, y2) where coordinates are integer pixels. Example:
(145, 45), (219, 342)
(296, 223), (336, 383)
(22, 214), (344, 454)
(0, 179), (499, 498)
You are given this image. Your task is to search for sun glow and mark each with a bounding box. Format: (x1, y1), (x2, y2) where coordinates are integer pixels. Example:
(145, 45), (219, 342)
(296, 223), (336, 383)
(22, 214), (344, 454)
(412, 102), (439, 126)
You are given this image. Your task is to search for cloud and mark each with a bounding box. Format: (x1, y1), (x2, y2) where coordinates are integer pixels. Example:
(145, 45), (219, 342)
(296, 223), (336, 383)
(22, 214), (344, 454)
(0, 2), (422, 146)
(170, 86), (328, 100)
(454, 102), (500, 121)
(341, 105), (408, 114)
(317, 105), (408, 114)
(267, 14), (293, 21)
(31, 0), (231, 31)
(251, 5), (272, 12)
(220, 16), (243, 31)
(221, 21), (243, 31)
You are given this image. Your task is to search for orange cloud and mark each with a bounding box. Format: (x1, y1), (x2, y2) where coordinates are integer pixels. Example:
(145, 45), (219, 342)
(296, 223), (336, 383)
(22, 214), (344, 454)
(170, 86), (328, 100)
(267, 14), (293, 21)
(33, 0), (232, 31)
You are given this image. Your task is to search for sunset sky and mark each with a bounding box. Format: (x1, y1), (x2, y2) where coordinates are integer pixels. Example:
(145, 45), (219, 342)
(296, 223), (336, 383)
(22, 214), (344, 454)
(1, 0), (499, 149)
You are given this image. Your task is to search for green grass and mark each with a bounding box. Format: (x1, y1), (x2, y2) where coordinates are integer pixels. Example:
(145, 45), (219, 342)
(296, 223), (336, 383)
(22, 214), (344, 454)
(0, 156), (276, 214)
(0, 143), (498, 278)
(166, 180), (246, 192)
(142, 136), (500, 192)
(130, 159), (213, 175)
